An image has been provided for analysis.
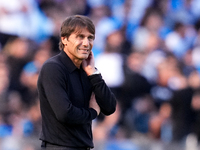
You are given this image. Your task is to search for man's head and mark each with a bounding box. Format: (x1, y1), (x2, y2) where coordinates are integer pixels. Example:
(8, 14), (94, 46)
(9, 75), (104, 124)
(59, 15), (95, 50)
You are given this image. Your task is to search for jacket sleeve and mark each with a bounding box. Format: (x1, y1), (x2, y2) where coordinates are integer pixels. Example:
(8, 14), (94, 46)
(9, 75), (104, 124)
(88, 74), (117, 116)
(38, 62), (97, 125)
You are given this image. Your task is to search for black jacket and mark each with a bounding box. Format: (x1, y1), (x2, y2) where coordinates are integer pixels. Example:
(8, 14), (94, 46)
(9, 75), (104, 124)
(37, 50), (116, 148)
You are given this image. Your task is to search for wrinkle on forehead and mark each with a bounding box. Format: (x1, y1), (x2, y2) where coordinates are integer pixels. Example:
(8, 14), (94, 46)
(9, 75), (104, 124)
(74, 26), (86, 34)
(73, 27), (95, 39)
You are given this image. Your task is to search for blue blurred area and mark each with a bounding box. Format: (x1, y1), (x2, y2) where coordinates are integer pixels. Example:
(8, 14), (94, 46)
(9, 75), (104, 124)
(0, 0), (200, 149)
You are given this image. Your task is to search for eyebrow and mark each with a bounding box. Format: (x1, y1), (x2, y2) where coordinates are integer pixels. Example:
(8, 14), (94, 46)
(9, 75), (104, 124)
(76, 32), (94, 38)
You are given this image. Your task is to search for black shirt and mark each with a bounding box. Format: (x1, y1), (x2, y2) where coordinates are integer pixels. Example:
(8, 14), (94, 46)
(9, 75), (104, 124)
(37, 50), (116, 148)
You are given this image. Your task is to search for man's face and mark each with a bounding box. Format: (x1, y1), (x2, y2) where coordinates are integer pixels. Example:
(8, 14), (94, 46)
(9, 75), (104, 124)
(62, 28), (94, 61)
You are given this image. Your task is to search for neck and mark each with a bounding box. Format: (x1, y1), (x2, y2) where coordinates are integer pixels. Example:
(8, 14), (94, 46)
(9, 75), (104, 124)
(73, 59), (82, 69)
(63, 50), (82, 69)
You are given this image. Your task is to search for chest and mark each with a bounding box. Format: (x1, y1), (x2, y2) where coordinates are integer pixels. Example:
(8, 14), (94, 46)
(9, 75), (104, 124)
(66, 70), (92, 108)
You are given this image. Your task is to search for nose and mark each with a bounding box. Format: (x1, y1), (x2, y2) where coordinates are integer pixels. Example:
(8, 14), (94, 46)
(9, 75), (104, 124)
(82, 38), (89, 47)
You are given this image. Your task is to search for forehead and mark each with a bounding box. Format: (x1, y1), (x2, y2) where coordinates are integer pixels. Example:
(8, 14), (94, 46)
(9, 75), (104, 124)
(73, 27), (94, 35)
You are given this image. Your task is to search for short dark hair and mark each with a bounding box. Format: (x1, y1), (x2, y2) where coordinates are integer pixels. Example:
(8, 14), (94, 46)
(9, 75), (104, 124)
(59, 15), (95, 50)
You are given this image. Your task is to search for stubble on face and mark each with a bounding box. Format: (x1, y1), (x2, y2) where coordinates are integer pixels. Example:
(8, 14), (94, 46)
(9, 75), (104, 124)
(63, 28), (94, 67)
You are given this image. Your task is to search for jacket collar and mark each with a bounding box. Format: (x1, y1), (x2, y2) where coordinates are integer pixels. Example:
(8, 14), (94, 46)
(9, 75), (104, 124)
(59, 50), (77, 73)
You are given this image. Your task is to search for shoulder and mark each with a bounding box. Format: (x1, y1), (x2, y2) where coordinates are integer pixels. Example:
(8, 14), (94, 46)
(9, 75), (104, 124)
(41, 54), (66, 75)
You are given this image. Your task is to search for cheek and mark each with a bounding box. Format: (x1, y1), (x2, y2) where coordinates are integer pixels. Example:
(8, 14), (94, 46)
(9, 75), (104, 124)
(75, 41), (82, 47)
(89, 41), (94, 48)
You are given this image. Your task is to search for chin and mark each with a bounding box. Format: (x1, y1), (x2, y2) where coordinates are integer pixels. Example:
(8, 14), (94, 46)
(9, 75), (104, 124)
(80, 54), (89, 59)
(83, 56), (89, 60)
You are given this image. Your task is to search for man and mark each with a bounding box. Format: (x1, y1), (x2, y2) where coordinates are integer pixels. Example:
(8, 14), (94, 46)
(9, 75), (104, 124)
(37, 15), (116, 150)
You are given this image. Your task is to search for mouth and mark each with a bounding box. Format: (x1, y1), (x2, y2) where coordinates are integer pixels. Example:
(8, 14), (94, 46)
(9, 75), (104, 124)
(79, 49), (90, 53)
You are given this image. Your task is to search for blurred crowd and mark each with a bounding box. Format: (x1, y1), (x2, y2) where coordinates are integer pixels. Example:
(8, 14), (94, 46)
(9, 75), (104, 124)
(1, 0), (200, 149)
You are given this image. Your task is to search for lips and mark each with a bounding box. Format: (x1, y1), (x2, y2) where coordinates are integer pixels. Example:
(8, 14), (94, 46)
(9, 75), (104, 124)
(79, 49), (89, 52)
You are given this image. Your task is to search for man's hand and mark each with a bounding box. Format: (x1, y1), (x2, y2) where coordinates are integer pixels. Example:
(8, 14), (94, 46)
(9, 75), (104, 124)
(89, 92), (100, 115)
(82, 51), (96, 76)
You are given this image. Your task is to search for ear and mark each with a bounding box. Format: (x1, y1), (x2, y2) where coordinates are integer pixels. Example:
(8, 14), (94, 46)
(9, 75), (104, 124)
(61, 37), (68, 45)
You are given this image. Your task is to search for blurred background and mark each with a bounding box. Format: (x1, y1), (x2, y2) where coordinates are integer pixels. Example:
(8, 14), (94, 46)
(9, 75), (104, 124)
(0, 0), (200, 149)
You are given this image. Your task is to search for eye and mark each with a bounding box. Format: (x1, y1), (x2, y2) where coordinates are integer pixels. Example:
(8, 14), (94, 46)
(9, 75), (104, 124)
(78, 35), (84, 39)
(88, 36), (94, 41)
